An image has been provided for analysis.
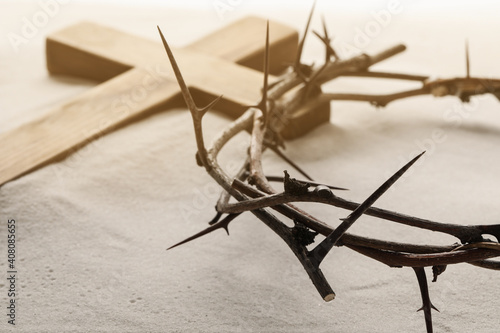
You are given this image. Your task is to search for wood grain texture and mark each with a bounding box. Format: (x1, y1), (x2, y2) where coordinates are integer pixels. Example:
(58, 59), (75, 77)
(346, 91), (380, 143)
(0, 16), (330, 186)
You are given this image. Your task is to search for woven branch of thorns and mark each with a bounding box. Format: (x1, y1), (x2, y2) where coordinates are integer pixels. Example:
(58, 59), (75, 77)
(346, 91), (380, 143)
(158, 6), (500, 333)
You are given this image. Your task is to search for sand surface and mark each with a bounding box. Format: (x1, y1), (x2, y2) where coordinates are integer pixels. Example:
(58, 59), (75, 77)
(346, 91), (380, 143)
(1, 1), (499, 332)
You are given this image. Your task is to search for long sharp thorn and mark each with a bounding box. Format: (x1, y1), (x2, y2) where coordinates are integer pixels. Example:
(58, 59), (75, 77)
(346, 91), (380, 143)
(320, 15), (330, 61)
(294, 1), (316, 71)
(321, 15), (339, 60)
(264, 21), (270, 101)
(158, 26), (198, 114)
(167, 213), (240, 250)
(308, 151), (425, 267)
(321, 15), (329, 39)
(312, 30), (336, 63)
(259, 21), (270, 121)
(413, 267), (439, 333)
(465, 39), (470, 78)
(312, 30), (323, 40)
(338, 150), (425, 233)
(312, 30), (326, 49)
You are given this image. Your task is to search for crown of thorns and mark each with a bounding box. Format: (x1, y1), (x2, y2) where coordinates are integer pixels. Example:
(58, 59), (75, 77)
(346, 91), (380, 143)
(158, 5), (500, 332)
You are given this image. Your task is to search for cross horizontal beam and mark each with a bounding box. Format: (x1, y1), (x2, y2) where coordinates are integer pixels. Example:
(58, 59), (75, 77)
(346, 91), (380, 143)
(0, 17), (331, 186)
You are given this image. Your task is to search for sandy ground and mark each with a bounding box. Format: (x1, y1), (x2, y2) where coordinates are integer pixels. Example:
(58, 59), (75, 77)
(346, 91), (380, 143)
(1, 1), (499, 332)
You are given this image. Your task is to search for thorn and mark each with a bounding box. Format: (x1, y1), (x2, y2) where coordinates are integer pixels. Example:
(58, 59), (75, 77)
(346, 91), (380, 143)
(465, 39), (470, 78)
(294, 1), (316, 73)
(256, 21), (271, 125)
(337, 150), (424, 236)
(416, 302), (439, 312)
(157, 26), (199, 115)
(413, 267), (439, 333)
(313, 15), (338, 62)
(302, 18), (337, 99)
(158, 25), (211, 169)
(308, 151), (424, 267)
(312, 31), (332, 62)
(167, 213), (240, 250)
(321, 14), (329, 39)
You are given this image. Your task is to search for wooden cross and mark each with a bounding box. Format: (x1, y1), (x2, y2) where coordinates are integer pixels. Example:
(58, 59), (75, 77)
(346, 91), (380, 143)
(0, 17), (330, 186)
